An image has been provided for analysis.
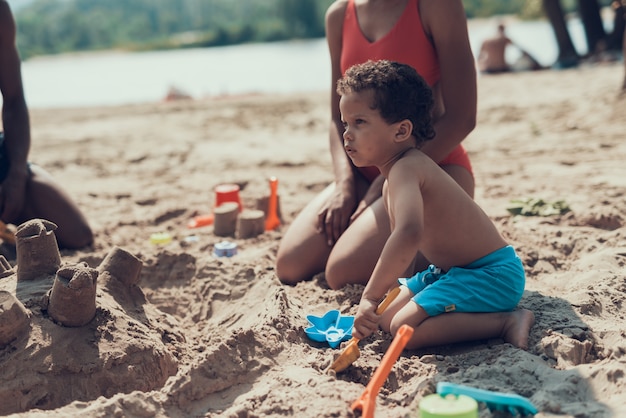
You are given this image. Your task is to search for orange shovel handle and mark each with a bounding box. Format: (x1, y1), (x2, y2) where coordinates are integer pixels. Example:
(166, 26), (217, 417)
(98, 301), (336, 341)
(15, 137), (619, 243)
(350, 324), (414, 418)
(375, 286), (400, 315)
(329, 287), (402, 373)
(347, 286), (402, 346)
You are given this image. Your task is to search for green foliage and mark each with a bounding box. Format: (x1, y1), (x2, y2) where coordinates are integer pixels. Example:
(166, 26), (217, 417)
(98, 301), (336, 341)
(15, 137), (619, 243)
(15, 0), (335, 59)
(519, 0), (545, 20)
(463, 0), (528, 18)
(14, 0), (616, 59)
(506, 197), (571, 216)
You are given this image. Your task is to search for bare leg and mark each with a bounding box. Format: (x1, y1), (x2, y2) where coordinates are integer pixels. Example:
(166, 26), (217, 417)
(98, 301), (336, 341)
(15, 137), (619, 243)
(379, 286), (415, 331)
(324, 197), (390, 289)
(20, 165), (93, 249)
(386, 300), (535, 350)
(276, 185), (389, 288)
(275, 184), (335, 284)
(276, 171), (372, 289)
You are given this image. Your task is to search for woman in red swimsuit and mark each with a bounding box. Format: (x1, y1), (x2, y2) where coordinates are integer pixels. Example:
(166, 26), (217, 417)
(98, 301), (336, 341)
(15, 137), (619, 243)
(276, 0), (477, 288)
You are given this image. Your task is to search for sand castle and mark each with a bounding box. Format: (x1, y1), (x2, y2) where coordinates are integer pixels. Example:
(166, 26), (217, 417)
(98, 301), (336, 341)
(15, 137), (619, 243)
(0, 219), (180, 415)
(15, 218), (61, 282)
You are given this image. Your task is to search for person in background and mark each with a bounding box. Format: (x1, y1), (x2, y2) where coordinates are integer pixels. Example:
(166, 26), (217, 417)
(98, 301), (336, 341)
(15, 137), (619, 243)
(0, 0), (93, 249)
(622, 25), (626, 93)
(478, 22), (544, 74)
(276, 0), (477, 289)
(337, 59), (534, 350)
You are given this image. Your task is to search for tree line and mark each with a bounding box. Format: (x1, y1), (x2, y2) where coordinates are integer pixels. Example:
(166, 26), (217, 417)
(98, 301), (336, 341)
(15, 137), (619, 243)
(14, 0), (333, 59)
(14, 0), (623, 68)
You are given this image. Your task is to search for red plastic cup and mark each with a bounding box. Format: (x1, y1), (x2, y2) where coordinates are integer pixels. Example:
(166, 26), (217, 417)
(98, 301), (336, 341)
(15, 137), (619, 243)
(215, 184), (242, 212)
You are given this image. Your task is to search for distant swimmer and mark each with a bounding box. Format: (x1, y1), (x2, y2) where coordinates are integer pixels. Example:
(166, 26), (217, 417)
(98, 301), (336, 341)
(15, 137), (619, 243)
(478, 23), (544, 74)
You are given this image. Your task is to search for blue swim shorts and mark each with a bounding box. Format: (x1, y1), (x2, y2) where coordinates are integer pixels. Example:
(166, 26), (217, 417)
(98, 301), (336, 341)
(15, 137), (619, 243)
(398, 245), (525, 316)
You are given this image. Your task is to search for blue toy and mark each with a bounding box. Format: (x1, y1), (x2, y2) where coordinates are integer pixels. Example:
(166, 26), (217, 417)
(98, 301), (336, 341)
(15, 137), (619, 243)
(304, 310), (354, 348)
(437, 382), (538, 416)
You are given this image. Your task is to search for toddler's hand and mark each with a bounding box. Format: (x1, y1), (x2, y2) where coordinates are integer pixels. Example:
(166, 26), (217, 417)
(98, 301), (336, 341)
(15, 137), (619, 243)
(352, 298), (379, 340)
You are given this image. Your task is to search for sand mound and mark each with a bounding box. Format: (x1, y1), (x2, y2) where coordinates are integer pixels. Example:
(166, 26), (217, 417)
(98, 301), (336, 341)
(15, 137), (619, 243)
(1, 62), (625, 417)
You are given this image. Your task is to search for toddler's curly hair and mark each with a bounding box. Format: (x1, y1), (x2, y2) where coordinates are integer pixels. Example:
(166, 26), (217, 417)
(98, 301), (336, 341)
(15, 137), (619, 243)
(337, 60), (435, 146)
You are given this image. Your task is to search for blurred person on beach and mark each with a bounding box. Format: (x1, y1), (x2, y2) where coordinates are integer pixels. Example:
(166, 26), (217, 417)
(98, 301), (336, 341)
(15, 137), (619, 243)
(478, 22), (544, 74)
(338, 60), (534, 349)
(622, 25), (626, 93)
(0, 0), (93, 249)
(276, 0), (477, 288)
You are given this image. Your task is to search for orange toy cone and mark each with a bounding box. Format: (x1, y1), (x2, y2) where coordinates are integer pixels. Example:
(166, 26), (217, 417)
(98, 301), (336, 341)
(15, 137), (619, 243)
(265, 176), (281, 231)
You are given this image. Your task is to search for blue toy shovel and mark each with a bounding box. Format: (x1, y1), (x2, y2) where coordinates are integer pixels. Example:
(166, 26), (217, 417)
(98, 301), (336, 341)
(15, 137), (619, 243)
(437, 382), (538, 416)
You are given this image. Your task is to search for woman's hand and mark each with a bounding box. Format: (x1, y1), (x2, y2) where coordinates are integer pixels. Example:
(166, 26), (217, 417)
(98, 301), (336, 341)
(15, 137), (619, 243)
(352, 297), (380, 340)
(316, 187), (356, 246)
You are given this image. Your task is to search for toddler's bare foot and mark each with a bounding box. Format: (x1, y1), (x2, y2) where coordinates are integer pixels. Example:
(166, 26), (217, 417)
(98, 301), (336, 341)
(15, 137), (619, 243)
(502, 309), (535, 350)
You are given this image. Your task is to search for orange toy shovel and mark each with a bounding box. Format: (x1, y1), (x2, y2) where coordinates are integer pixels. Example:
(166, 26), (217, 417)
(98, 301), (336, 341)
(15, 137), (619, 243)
(187, 214), (214, 228)
(265, 176), (281, 231)
(350, 324), (414, 418)
(329, 286), (401, 373)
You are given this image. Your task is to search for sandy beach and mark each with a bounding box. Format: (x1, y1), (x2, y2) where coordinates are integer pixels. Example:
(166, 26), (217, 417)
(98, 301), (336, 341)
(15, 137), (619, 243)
(1, 61), (625, 417)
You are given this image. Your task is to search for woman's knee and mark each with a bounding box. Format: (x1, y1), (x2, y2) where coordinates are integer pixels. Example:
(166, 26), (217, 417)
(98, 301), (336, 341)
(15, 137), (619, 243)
(275, 251), (302, 285)
(325, 251), (372, 289)
(55, 221), (93, 249)
(275, 243), (305, 285)
(275, 239), (328, 285)
(324, 260), (350, 290)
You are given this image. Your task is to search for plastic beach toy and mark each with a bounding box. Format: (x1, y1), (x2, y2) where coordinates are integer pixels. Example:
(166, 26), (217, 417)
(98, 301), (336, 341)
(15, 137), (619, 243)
(351, 324), (414, 418)
(265, 176), (281, 231)
(304, 310), (354, 348)
(150, 232), (172, 245)
(436, 382), (538, 416)
(329, 287), (400, 372)
(187, 214), (214, 228)
(213, 241), (238, 257)
(419, 393), (477, 418)
(215, 184), (242, 212)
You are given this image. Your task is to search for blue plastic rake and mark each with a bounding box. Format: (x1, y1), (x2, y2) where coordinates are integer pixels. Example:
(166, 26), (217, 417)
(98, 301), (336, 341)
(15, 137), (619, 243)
(437, 382), (538, 416)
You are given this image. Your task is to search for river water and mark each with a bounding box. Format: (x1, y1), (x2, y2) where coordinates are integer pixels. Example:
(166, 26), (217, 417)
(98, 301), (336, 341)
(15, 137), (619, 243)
(21, 17), (595, 109)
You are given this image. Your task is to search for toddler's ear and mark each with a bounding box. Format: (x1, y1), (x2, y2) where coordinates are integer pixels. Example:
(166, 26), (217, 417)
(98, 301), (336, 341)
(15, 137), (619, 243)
(394, 119), (413, 142)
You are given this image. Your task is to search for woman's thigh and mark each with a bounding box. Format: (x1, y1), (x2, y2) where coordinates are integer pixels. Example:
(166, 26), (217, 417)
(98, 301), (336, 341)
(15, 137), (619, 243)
(325, 196), (390, 288)
(23, 164), (93, 248)
(275, 184), (335, 284)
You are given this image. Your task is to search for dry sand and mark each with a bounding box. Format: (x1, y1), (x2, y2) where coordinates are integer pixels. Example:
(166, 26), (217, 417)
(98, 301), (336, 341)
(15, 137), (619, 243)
(0, 61), (625, 418)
